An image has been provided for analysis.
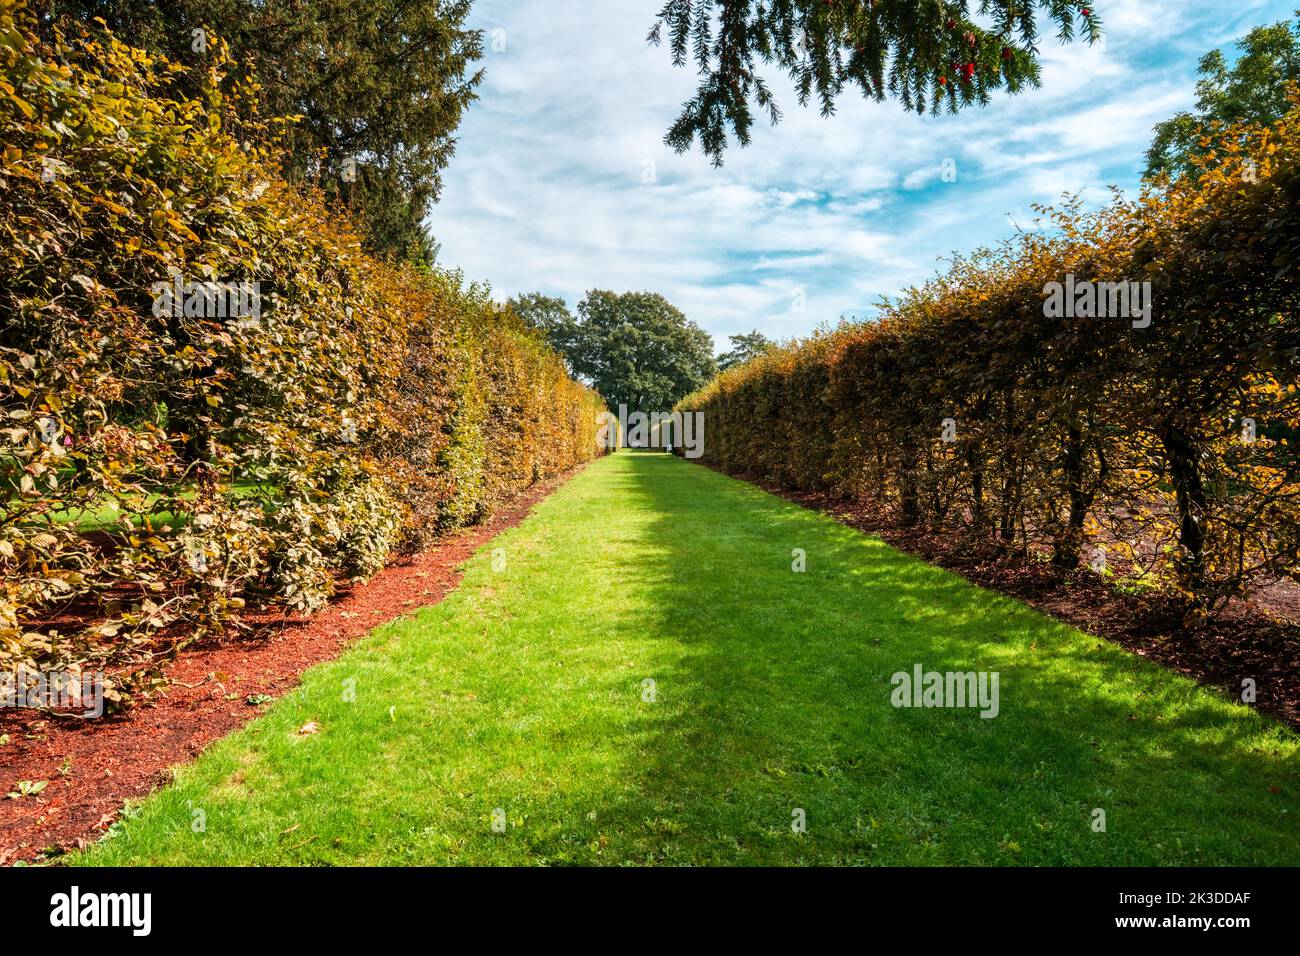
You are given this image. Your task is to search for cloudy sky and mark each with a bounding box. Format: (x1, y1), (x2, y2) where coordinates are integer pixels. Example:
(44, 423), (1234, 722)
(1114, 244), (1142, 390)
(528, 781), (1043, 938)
(430, 0), (1295, 351)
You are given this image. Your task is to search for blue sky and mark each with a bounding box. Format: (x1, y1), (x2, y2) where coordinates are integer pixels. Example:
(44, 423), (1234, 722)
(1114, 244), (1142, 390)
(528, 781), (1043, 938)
(429, 0), (1296, 351)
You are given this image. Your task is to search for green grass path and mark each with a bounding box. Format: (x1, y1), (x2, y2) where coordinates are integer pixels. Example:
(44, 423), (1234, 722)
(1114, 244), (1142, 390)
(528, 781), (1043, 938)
(79, 452), (1299, 865)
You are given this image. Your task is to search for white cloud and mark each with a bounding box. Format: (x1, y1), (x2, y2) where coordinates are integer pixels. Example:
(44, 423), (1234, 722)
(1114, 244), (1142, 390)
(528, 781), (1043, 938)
(430, 0), (1298, 349)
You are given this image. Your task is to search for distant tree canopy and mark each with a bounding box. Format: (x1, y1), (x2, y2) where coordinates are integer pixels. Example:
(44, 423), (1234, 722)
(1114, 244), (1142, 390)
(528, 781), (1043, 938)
(33, 0), (484, 263)
(717, 330), (777, 371)
(508, 291), (716, 413)
(507, 292), (579, 364)
(649, 0), (1103, 165)
(1145, 13), (1300, 181)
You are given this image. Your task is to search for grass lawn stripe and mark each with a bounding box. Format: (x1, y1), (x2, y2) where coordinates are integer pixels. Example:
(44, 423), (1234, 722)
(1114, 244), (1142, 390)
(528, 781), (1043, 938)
(77, 451), (1299, 866)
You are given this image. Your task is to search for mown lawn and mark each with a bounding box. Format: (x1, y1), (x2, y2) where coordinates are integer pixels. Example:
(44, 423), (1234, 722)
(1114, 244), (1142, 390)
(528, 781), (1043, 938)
(78, 452), (1299, 865)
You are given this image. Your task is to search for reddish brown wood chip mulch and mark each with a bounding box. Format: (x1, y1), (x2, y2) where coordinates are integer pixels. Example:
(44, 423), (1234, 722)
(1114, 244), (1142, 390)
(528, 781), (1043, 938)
(0, 466), (583, 865)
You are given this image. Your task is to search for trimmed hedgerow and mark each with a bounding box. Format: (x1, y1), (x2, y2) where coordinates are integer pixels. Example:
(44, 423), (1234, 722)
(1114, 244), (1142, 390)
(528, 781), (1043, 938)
(0, 3), (604, 692)
(678, 100), (1300, 619)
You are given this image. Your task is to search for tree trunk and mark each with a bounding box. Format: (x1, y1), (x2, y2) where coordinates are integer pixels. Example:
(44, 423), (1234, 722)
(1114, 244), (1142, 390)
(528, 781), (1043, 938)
(1052, 424), (1087, 569)
(1159, 419), (1208, 600)
(998, 391), (1018, 543)
(967, 446), (985, 533)
(900, 446), (920, 525)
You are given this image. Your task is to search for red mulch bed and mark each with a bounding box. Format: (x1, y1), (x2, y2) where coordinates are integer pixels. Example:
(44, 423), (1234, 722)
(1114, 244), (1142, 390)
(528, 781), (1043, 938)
(722, 467), (1300, 734)
(0, 467), (582, 865)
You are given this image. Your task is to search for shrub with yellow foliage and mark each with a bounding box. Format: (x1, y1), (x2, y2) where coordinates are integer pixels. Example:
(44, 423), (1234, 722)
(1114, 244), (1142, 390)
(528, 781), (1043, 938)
(679, 99), (1300, 617)
(0, 1), (605, 688)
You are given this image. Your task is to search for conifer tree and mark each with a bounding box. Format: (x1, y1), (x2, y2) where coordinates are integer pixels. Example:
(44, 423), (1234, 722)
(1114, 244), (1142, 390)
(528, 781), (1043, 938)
(34, 0), (483, 263)
(649, 0), (1103, 164)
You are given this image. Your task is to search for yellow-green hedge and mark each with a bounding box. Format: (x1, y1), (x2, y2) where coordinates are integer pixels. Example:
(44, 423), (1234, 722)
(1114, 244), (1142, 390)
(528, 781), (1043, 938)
(0, 3), (605, 685)
(678, 103), (1300, 615)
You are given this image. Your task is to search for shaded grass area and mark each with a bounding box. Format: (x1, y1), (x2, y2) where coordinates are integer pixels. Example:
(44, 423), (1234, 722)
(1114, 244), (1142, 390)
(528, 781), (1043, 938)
(77, 452), (1299, 865)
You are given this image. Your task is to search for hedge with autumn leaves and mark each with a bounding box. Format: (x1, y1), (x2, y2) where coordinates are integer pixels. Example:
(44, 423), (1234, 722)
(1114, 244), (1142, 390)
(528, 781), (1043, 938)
(0, 2), (605, 696)
(678, 104), (1300, 618)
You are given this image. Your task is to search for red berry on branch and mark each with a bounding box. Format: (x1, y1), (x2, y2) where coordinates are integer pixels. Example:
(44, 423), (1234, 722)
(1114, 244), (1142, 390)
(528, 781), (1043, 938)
(1002, 46), (1013, 59)
(938, 75), (947, 86)
(946, 18), (956, 30)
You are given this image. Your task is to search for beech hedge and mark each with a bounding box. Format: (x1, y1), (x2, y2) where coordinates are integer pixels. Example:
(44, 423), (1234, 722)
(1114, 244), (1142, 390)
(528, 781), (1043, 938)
(678, 104), (1300, 617)
(0, 2), (605, 688)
